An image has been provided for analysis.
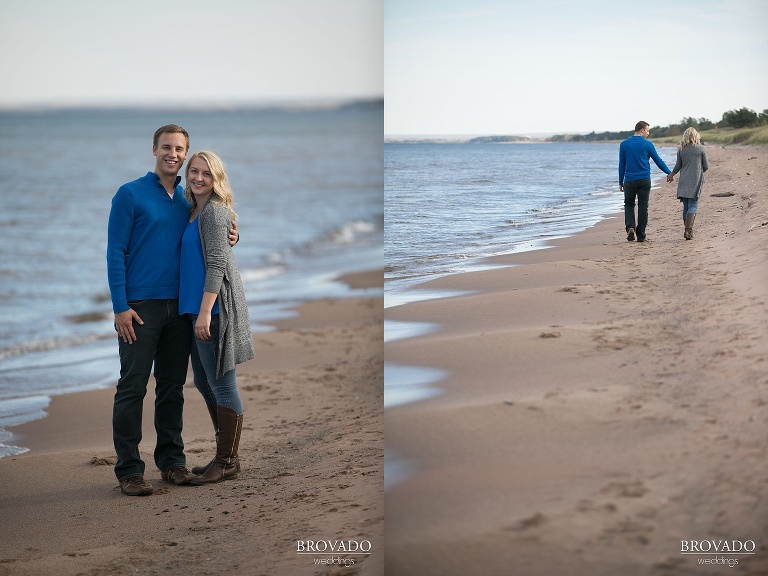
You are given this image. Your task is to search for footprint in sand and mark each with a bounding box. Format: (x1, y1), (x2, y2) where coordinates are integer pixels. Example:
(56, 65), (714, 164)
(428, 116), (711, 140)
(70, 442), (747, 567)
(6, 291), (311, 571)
(600, 480), (648, 498)
(503, 512), (547, 532)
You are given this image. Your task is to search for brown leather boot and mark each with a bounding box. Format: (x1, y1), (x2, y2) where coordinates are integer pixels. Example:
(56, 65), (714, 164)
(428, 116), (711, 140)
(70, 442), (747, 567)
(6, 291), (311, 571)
(684, 213), (696, 240)
(189, 407), (243, 485)
(191, 405), (219, 475)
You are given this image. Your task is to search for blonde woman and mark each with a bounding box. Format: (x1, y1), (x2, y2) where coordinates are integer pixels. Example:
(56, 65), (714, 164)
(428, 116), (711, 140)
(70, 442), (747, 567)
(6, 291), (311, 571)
(667, 128), (709, 240)
(179, 150), (255, 484)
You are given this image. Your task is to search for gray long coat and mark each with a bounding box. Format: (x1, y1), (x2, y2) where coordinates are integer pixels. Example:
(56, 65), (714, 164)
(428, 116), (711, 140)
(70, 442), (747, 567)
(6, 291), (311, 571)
(671, 144), (709, 199)
(198, 200), (255, 378)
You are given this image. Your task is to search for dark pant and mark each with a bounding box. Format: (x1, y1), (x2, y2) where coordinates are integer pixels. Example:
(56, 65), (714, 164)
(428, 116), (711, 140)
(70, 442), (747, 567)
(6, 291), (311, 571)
(623, 178), (651, 240)
(113, 299), (192, 481)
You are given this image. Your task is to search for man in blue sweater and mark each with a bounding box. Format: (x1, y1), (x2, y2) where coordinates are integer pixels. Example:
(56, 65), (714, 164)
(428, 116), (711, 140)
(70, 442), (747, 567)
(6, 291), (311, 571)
(618, 121), (672, 242)
(107, 125), (237, 496)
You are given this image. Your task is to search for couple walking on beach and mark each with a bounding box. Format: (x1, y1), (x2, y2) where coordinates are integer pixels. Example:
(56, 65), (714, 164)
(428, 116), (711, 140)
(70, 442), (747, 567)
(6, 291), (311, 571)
(619, 121), (709, 242)
(107, 125), (255, 496)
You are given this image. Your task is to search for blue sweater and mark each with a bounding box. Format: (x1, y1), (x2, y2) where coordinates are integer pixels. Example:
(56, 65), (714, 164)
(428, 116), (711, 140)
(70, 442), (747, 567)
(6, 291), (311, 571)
(179, 216), (219, 316)
(107, 172), (191, 314)
(618, 135), (671, 186)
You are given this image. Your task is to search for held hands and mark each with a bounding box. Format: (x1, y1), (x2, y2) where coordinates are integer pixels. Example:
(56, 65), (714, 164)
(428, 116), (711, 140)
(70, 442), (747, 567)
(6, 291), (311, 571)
(228, 220), (239, 246)
(666, 174), (675, 183)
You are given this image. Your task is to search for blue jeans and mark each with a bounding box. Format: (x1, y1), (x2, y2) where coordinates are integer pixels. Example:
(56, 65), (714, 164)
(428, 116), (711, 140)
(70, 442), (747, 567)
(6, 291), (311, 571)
(623, 178), (651, 241)
(681, 197), (699, 220)
(113, 299), (192, 482)
(189, 314), (243, 415)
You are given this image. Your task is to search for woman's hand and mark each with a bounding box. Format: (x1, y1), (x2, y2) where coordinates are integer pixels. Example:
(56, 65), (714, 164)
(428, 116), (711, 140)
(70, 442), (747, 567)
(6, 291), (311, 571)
(195, 311), (212, 341)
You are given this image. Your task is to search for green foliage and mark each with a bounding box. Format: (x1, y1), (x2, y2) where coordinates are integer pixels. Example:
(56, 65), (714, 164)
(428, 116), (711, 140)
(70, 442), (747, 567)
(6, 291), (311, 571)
(720, 107), (760, 128)
(550, 130), (633, 142)
(700, 126), (768, 145)
(549, 106), (765, 143)
(468, 135), (530, 143)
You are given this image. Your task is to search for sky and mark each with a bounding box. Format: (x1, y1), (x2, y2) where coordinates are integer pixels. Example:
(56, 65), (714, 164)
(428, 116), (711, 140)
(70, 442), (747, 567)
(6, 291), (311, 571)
(0, 0), (382, 108)
(385, 0), (768, 135)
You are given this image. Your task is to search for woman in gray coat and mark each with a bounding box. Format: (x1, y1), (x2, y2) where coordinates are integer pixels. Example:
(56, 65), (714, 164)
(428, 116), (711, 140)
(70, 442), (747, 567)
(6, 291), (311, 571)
(667, 127), (709, 240)
(179, 150), (255, 484)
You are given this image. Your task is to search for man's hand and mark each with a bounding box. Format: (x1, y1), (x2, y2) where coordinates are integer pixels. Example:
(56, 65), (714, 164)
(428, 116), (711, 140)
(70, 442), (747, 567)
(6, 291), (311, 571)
(666, 174), (675, 183)
(228, 220), (239, 246)
(115, 308), (143, 344)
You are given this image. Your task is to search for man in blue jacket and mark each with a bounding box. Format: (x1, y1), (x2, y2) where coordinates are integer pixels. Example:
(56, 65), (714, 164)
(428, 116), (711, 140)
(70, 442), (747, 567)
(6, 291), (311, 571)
(618, 121), (672, 242)
(107, 125), (237, 496)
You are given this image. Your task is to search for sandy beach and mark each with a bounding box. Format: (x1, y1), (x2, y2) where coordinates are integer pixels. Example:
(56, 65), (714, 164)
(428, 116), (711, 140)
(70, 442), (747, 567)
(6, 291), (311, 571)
(0, 270), (383, 576)
(385, 146), (768, 575)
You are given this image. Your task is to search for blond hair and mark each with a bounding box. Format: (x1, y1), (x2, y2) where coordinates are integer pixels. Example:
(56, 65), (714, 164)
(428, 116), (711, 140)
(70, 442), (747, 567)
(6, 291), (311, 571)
(184, 150), (237, 220)
(680, 127), (701, 147)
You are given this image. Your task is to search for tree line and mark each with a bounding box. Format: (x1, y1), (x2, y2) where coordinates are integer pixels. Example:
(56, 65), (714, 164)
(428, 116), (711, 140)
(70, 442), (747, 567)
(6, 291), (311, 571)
(550, 107), (768, 142)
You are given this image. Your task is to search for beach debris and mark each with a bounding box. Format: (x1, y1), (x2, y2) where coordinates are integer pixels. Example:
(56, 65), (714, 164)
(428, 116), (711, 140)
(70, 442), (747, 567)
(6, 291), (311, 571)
(90, 455), (117, 466)
(747, 221), (768, 232)
(507, 512), (547, 531)
(540, 331), (561, 338)
(711, 191), (735, 197)
(748, 156), (757, 160)
(600, 480), (648, 498)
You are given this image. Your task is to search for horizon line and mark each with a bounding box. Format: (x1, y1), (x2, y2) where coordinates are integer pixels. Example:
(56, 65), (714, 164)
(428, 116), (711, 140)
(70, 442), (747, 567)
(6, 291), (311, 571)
(0, 96), (384, 113)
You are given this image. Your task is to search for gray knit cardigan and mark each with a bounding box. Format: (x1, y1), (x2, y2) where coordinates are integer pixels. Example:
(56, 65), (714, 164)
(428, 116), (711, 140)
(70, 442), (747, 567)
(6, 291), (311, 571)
(198, 200), (255, 378)
(671, 144), (709, 200)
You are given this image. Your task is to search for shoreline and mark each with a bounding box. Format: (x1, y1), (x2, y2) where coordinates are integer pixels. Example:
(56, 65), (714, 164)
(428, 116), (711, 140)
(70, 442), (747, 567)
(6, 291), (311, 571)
(384, 146), (768, 575)
(0, 269), (383, 458)
(0, 269), (383, 575)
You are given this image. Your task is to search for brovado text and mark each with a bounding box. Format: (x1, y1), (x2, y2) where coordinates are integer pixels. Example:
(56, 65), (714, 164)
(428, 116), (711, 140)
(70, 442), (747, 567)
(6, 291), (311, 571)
(681, 540), (756, 553)
(297, 540), (373, 554)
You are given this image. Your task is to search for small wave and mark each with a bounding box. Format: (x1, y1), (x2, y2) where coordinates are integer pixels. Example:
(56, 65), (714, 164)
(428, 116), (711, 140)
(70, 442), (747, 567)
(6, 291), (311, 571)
(0, 333), (111, 362)
(240, 265), (286, 283)
(505, 218), (535, 226)
(528, 206), (556, 214)
(327, 220), (379, 244)
(589, 188), (617, 197)
(65, 311), (112, 324)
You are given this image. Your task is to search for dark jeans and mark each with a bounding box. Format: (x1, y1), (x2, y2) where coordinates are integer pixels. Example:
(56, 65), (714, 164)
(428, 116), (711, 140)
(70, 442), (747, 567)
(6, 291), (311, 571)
(113, 299), (192, 481)
(623, 178), (651, 240)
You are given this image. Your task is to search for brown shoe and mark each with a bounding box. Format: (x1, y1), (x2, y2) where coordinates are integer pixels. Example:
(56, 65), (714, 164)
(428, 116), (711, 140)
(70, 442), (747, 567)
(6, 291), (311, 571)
(627, 227), (635, 241)
(189, 407), (243, 485)
(120, 475), (154, 496)
(192, 405), (219, 475)
(161, 465), (196, 486)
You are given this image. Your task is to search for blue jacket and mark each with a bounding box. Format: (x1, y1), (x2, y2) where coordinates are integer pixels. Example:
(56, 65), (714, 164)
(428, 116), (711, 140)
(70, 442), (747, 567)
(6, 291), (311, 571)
(107, 172), (191, 314)
(618, 135), (671, 186)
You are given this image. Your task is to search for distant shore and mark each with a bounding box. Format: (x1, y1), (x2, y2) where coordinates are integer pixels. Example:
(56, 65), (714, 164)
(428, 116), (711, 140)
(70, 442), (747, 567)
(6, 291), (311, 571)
(386, 125), (768, 146)
(385, 146), (768, 575)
